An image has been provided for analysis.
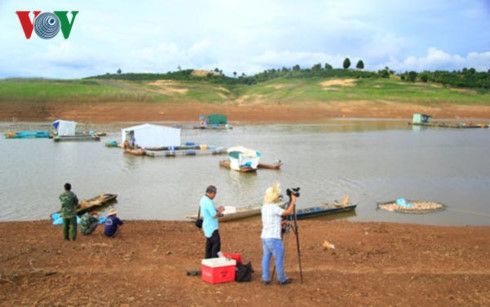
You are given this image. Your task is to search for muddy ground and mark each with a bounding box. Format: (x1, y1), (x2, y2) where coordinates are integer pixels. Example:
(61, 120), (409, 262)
(0, 220), (489, 306)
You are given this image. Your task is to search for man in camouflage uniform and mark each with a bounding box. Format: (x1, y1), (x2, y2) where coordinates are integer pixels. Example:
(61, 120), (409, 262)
(80, 212), (99, 235)
(59, 183), (79, 240)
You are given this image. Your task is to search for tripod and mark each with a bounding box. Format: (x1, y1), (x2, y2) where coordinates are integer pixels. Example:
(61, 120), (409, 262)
(271, 197), (304, 283)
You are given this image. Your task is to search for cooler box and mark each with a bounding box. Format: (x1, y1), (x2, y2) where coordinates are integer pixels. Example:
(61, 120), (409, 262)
(223, 253), (242, 265)
(201, 258), (236, 284)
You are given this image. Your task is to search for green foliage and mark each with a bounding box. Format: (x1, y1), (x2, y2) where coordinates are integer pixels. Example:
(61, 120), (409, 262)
(399, 69), (490, 88)
(407, 71), (418, 82)
(343, 58), (351, 69)
(324, 63), (333, 70)
(356, 60), (364, 70)
(378, 68), (390, 78)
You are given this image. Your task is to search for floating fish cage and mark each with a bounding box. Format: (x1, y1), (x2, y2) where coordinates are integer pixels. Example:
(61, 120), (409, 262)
(145, 146), (226, 158)
(377, 200), (445, 214)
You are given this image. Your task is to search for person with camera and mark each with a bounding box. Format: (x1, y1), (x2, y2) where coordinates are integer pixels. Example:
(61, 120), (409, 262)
(261, 183), (296, 285)
(200, 185), (225, 258)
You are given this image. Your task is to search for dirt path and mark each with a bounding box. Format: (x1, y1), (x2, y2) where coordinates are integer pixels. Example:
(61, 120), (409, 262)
(0, 220), (489, 306)
(3, 101), (490, 123)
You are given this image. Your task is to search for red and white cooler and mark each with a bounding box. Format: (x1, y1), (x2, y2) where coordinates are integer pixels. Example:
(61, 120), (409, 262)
(201, 257), (237, 284)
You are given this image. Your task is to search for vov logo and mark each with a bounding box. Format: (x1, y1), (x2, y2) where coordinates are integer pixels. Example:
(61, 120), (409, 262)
(16, 11), (79, 39)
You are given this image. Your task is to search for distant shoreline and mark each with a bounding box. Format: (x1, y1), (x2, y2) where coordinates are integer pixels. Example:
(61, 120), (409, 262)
(3, 101), (490, 123)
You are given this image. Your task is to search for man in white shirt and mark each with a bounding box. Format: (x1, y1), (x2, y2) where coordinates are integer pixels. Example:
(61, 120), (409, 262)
(261, 183), (296, 285)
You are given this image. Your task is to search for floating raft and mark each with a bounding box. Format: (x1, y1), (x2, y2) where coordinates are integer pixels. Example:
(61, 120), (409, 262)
(53, 134), (101, 142)
(377, 200), (445, 214)
(219, 160), (282, 171)
(187, 204), (261, 222)
(145, 147), (226, 157)
(410, 122), (489, 128)
(295, 203), (357, 219)
(5, 130), (51, 139)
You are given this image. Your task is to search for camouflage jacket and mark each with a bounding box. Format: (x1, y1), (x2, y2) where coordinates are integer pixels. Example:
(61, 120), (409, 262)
(80, 213), (98, 234)
(59, 191), (79, 218)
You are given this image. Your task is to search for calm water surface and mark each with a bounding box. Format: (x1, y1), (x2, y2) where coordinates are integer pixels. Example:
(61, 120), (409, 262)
(1, 120), (489, 225)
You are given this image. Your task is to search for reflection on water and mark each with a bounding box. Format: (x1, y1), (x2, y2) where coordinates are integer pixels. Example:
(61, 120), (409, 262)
(1, 120), (489, 226)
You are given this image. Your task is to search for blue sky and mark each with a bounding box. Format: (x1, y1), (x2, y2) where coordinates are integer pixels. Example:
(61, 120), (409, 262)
(0, 0), (489, 78)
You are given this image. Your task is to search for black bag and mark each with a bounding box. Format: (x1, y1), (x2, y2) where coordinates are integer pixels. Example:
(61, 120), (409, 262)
(235, 261), (253, 282)
(195, 207), (203, 229)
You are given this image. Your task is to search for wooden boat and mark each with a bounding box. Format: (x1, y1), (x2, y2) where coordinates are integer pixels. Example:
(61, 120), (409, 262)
(124, 148), (146, 156)
(50, 193), (118, 219)
(219, 160), (256, 172)
(295, 203), (357, 219)
(377, 200), (445, 214)
(410, 122), (489, 129)
(53, 134), (100, 142)
(187, 204), (262, 222)
(220, 160), (281, 171)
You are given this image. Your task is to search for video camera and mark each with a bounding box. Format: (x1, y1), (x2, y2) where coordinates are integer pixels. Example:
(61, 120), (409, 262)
(286, 187), (300, 198)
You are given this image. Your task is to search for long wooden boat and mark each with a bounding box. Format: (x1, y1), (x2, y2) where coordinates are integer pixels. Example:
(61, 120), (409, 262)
(50, 193), (118, 219)
(219, 160), (281, 172)
(187, 204), (262, 222)
(410, 122), (489, 129)
(295, 203), (357, 220)
(219, 160), (256, 172)
(53, 134), (100, 142)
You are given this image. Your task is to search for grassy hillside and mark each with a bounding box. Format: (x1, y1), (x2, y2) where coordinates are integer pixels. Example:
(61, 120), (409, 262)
(0, 77), (489, 106)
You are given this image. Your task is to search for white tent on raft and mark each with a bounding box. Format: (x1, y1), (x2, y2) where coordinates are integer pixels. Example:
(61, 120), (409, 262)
(121, 124), (181, 148)
(53, 120), (77, 136)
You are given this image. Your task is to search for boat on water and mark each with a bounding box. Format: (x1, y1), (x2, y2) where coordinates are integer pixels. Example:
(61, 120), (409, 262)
(220, 159), (282, 171)
(221, 146), (261, 172)
(124, 148), (146, 156)
(50, 193), (118, 219)
(187, 204), (262, 222)
(53, 134), (101, 142)
(193, 114), (233, 130)
(4, 130), (51, 139)
(294, 203), (357, 219)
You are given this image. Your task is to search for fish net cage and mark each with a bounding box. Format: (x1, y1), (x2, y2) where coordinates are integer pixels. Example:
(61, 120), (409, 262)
(377, 200), (445, 214)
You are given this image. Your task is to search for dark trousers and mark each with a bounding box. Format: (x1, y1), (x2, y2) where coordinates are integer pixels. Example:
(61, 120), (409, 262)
(63, 216), (77, 241)
(205, 230), (221, 258)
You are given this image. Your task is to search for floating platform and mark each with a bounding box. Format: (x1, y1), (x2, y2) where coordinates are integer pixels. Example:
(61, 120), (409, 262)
(145, 147), (226, 158)
(410, 122), (489, 129)
(5, 130), (51, 139)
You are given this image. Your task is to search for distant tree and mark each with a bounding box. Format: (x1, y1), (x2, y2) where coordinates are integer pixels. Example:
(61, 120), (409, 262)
(292, 64), (301, 71)
(420, 73), (428, 83)
(356, 60), (364, 70)
(343, 58), (351, 69)
(324, 63), (333, 70)
(241, 72), (246, 77)
(400, 74), (405, 81)
(117, 68), (122, 74)
(233, 71), (237, 78)
(378, 68), (389, 78)
(312, 63), (322, 71)
(214, 68), (220, 73)
(407, 71), (418, 82)
(177, 65), (181, 71)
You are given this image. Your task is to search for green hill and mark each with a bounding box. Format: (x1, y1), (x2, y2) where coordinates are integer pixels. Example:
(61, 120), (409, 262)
(1, 76), (488, 106)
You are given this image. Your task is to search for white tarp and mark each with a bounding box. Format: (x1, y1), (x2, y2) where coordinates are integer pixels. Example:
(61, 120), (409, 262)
(53, 120), (77, 136)
(121, 124), (181, 148)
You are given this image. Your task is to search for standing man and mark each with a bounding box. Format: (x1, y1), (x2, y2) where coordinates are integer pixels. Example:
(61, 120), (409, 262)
(261, 183), (296, 285)
(200, 185), (225, 258)
(59, 183), (79, 241)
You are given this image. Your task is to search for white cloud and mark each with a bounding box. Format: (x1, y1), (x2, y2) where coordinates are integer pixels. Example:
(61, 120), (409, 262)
(384, 47), (490, 72)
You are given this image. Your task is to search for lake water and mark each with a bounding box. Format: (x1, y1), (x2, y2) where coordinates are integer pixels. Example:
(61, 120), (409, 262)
(1, 120), (489, 226)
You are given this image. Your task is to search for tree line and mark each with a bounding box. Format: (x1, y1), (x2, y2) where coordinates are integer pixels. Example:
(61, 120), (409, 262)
(89, 58), (490, 89)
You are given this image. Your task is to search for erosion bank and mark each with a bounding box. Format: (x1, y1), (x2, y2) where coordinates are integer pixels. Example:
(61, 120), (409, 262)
(0, 220), (489, 305)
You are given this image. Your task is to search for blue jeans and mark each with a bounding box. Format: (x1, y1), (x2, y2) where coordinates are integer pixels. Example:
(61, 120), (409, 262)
(262, 238), (286, 283)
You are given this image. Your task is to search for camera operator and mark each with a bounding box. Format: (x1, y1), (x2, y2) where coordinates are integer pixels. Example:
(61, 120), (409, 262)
(260, 183), (296, 285)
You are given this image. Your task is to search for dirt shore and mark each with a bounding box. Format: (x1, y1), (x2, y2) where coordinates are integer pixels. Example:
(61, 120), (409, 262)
(0, 220), (488, 306)
(3, 101), (490, 123)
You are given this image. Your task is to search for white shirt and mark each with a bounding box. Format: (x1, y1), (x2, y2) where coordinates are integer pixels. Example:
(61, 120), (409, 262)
(261, 203), (285, 239)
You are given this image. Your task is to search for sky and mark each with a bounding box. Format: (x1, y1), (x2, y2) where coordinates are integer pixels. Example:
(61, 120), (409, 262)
(0, 0), (489, 78)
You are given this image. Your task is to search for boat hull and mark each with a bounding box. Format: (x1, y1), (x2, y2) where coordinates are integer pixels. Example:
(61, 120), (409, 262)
(295, 204), (357, 219)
